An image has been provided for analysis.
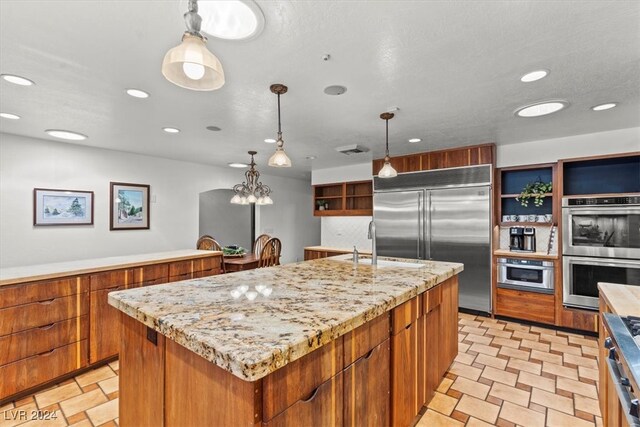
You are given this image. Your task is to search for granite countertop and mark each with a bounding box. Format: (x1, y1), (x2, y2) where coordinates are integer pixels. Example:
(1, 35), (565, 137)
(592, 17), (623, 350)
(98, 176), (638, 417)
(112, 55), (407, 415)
(305, 246), (372, 254)
(598, 282), (640, 316)
(109, 255), (463, 382)
(0, 249), (223, 286)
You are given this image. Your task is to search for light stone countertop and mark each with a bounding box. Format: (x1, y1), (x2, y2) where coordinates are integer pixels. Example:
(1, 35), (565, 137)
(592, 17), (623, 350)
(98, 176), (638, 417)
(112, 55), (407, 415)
(598, 282), (640, 317)
(0, 250), (222, 286)
(109, 255), (463, 382)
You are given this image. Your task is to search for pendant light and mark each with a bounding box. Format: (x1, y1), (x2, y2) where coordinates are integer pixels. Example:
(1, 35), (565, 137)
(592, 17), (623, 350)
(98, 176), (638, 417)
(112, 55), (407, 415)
(230, 151), (273, 205)
(378, 112), (398, 178)
(162, 0), (225, 91)
(268, 84), (292, 167)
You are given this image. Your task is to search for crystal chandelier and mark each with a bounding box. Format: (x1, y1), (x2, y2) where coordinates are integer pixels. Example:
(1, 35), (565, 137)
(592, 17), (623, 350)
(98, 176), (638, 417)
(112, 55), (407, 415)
(230, 151), (273, 205)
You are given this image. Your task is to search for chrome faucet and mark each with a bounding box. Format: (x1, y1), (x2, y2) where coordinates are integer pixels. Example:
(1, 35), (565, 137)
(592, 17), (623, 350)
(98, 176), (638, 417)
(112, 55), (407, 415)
(352, 245), (359, 266)
(367, 220), (377, 266)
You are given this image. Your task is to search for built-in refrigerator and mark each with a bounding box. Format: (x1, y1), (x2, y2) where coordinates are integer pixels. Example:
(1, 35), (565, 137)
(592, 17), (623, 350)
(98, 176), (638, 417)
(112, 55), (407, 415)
(373, 165), (492, 313)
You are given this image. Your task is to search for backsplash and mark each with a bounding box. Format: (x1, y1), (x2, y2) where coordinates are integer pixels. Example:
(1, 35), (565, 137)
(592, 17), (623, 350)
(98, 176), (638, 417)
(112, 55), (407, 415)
(321, 216), (372, 251)
(498, 225), (558, 254)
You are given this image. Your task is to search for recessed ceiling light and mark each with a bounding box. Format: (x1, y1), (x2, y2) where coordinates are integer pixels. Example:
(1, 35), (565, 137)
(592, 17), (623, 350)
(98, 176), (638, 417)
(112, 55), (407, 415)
(45, 129), (87, 141)
(324, 85), (348, 96)
(197, 0), (265, 40)
(126, 88), (150, 98)
(162, 127), (180, 133)
(408, 138), (422, 143)
(515, 100), (569, 118)
(264, 138), (276, 143)
(305, 155), (317, 160)
(591, 102), (617, 111)
(228, 162), (249, 168)
(0, 112), (20, 120)
(1, 74), (35, 86)
(520, 70), (549, 83)
(206, 125), (222, 131)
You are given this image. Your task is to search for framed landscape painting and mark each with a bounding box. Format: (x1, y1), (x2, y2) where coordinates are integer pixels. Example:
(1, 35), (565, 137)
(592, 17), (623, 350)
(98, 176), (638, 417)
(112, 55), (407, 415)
(34, 188), (94, 226)
(110, 182), (150, 230)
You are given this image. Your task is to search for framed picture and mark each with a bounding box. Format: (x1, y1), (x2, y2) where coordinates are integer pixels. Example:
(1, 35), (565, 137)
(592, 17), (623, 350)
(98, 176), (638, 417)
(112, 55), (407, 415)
(110, 182), (150, 230)
(33, 188), (94, 226)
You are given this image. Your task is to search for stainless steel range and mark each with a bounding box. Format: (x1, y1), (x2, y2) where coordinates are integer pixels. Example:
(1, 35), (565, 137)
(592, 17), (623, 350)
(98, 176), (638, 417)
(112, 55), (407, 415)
(602, 313), (640, 426)
(562, 196), (640, 310)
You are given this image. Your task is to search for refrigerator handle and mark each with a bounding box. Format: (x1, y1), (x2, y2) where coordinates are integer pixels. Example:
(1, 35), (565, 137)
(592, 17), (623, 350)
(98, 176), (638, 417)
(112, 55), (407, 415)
(426, 191), (431, 260)
(418, 193), (423, 259)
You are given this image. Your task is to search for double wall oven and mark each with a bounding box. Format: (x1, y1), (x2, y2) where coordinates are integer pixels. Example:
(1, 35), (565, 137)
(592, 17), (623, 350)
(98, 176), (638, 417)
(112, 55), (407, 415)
(562, 196), (640, 310)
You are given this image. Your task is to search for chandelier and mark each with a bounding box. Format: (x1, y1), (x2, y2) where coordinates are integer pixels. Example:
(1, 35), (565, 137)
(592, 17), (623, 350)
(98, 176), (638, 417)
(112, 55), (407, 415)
(230, 151), (273, 205)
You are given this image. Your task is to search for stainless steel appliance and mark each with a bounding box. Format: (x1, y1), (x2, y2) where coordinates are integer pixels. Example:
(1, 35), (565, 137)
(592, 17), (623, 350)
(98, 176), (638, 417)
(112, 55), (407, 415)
(562, 195), (640, 310)
(523, 227), (536, 252)
(602, 313), (640, 426)
(497, 258), (554, 293)
(563, 256), (640, 309)
(563, 196), (640, 259)
(509, 227), (525, 251)
(373, 165), (492, 313)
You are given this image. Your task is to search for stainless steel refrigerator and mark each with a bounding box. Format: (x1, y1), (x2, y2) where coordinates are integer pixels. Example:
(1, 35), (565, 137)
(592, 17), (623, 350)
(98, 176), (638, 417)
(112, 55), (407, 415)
(373, 165), (492, 313)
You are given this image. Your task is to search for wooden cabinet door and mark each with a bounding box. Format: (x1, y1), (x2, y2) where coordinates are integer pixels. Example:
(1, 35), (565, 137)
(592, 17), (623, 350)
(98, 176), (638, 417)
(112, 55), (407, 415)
(439, 277), (459, 378)
(420, 305), (441, 407)
(391, 321), (419, 427)
(344, 339), (390, 427)
(90, 285), (125, 363)
(265, 372), (343, 427)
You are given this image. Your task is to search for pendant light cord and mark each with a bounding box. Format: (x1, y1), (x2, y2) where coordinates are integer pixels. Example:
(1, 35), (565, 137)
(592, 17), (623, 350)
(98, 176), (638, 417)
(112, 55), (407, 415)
(385, 118), (389, 157)
(277, 93), (282, 135)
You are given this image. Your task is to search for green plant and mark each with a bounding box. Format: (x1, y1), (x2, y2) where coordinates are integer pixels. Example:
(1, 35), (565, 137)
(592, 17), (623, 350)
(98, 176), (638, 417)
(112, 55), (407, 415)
(316, 199), (326, 207)
(516, 180), (552, 207)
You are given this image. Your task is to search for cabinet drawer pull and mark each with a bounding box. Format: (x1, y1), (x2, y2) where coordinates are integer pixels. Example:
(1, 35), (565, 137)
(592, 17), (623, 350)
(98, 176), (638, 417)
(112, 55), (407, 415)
(302, 386), (320, 403)
(39, 323), (55, 330)
(364, 348), (375, 360)
(38, 298), (56, 305)
(37, 348), (56, 357)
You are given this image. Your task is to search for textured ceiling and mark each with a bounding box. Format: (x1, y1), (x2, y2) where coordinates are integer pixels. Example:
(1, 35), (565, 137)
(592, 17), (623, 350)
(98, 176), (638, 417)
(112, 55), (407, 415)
(1, 0), (639, 178)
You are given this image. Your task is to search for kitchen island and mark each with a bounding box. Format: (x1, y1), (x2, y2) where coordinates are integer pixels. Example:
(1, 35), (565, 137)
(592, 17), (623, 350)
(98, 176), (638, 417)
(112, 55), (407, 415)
(109, 255), (463, 427)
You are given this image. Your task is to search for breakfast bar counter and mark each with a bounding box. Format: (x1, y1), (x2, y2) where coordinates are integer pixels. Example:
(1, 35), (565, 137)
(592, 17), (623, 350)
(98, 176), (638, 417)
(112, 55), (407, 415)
(109, 255), (463, 426)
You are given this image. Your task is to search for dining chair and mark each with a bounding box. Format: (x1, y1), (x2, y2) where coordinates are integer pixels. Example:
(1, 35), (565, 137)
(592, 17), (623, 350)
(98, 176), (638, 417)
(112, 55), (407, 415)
(196, 236), (223, 251)
(253, 234), (271, 257)
(258, 238), (281, 268)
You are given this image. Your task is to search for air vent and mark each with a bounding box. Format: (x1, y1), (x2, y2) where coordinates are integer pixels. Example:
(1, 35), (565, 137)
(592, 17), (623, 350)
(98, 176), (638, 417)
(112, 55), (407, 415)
(335, 144), (370, 155)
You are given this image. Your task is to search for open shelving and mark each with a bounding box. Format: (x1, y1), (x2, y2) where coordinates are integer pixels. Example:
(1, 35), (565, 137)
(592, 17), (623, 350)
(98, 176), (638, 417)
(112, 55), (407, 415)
(313, 180), (373, 216)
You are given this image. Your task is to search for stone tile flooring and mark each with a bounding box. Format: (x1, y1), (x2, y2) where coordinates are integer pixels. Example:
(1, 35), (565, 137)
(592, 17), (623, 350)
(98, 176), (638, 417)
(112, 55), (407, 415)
(1, 313), (601, 426)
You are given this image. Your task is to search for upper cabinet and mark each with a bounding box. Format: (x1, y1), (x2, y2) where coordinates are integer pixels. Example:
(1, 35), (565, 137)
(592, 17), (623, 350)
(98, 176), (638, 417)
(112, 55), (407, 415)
(560, 153), (640, 196)
(313, 180), (372, 216)
(372, 143), (494, 175)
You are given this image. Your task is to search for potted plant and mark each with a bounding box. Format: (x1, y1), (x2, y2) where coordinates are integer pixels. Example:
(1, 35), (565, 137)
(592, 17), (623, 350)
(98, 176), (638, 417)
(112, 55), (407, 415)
(316, 200), (326, 211)
(516, 180), (552, 207)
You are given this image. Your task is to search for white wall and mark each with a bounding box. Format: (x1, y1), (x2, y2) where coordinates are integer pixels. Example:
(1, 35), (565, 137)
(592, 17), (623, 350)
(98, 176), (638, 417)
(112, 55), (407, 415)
(320, 217), (372, 252)
(496, 127), (639, 168)
(311, 162), (372, 185)
(0, 133), (319, 267)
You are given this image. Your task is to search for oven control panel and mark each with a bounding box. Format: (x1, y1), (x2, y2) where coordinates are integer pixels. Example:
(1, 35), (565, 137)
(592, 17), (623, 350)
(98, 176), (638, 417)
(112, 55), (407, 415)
(565, 196), (640, 206)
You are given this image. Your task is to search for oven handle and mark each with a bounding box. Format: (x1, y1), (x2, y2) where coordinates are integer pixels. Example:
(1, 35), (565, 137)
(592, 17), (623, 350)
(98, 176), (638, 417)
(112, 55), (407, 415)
(564, 208), (640, 215)
(499, 264), (554, 271)
(606, 354), (640, 426)
(563, 256), (640, 268)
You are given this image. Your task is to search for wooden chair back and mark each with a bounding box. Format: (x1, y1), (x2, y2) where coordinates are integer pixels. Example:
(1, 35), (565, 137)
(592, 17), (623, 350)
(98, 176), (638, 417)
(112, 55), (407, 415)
(253, 234), (271, 257)
(196, 236), (222, 251)
(258, 238), (281, 268)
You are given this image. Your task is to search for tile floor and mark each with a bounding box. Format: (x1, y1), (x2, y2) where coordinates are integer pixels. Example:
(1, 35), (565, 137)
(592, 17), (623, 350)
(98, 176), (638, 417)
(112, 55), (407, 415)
(1, 313), (601, 427)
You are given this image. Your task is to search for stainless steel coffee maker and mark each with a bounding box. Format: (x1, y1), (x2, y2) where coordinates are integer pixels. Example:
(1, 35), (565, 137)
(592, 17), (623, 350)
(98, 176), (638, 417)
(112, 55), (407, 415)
(523, 227), (536, 252)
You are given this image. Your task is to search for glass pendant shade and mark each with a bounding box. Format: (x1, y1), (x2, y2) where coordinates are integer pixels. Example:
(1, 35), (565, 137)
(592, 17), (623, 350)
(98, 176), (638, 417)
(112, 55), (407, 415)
(268, 146), (292, 167)
(263, 195), (273, 205)
(378, 159), (398, 178)
(162, 34), (225, 91)
(230, 194), (242, 204)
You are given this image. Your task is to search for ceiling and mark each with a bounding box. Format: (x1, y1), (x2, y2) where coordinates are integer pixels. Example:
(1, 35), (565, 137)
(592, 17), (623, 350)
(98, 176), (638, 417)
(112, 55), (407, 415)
(1, 0), (639, 178)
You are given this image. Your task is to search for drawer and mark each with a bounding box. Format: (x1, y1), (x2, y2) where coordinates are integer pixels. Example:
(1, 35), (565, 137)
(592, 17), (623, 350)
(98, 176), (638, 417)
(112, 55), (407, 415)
(169, 260), (193, 277)
(264, 371), (343, 427)
(133, 264), (168, 284)
(0, 339), (88, 400)
(90, 269), (134, 291)
(197, 256), (221, 272)
(0, 292), (89, 336)
(496, 287), (555, 325)
(392, 296), (421, 335)
(0, 276), (89, 309)
(263, 337), (344, 421)
(0, 315), (88, 366)
(193, 269), (218, 278)
(343, 313), (390, 366)
(344, 339), (391, 427)
(423, 285), (442, 314)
